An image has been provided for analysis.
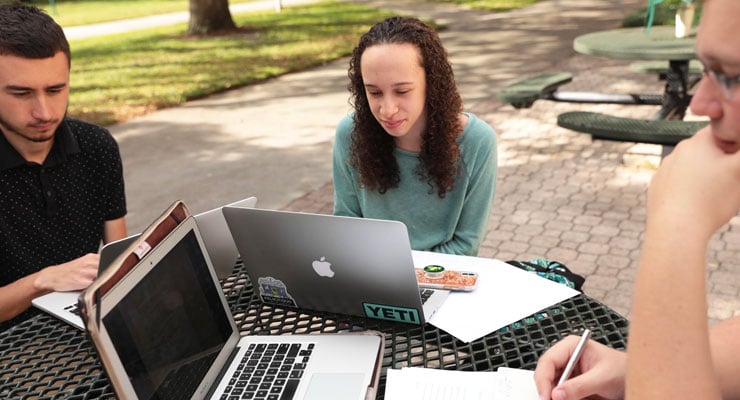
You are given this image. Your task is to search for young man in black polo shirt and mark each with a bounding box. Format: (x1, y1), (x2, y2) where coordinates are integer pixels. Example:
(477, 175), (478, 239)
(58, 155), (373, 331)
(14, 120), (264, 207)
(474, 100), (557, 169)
(0, 3), (128, 332)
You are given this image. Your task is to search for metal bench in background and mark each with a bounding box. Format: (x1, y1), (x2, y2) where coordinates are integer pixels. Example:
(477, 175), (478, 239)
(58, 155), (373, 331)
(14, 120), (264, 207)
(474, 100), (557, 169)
(629, 60), (702, 83)
(557, 111), (708, 146)
(497, 72), (664, 109)
(498, 71), (706, 151)
(496, 72), (573, 109)
(497, 26), (706, 154)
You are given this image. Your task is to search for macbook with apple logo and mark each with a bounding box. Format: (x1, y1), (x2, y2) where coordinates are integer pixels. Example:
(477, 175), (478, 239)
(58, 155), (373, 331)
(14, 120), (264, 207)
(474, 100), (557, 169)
(222, 207), (450, 325)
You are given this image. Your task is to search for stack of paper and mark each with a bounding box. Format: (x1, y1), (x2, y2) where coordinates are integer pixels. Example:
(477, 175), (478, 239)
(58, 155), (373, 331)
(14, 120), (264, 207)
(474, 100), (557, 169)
(384, 366), (539, 400)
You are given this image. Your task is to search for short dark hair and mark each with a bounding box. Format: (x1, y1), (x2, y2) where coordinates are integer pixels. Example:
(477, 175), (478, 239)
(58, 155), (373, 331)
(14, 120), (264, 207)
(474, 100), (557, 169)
(0, 2), (70, 65)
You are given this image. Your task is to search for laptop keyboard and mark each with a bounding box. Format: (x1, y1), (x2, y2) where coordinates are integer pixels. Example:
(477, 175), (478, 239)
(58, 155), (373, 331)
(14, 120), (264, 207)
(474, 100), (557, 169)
(158, 353), (220, 398)
(221, 342), (314, 400)
(419, 288), (435, 304)
(64, 303), (80, 316)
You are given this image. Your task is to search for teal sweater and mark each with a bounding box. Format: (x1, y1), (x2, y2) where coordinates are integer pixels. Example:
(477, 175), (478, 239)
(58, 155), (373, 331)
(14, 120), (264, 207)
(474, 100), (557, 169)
(332, 113), (497, 256)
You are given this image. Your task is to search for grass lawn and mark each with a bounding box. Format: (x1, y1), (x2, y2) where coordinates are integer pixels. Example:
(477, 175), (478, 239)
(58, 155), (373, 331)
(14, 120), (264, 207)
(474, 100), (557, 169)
(430, 0), (541, 12)
(24, 0), (537, 126)
(67, 1), (394, 126)
(23, 0), (543, 26)
(26, 0), (257, 26)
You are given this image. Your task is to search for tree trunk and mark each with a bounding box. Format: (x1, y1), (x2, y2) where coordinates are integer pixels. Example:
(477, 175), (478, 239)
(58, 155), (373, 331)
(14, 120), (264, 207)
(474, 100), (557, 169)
(188, 0), (236, 35)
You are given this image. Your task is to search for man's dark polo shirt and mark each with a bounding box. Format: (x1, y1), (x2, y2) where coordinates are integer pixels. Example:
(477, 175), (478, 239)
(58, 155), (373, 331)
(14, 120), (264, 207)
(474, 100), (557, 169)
(0, 118), (126, 332)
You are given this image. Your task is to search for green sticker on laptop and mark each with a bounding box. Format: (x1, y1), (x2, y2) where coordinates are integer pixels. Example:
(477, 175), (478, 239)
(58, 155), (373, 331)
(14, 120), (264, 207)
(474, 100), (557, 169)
(363, 302), (421, 324)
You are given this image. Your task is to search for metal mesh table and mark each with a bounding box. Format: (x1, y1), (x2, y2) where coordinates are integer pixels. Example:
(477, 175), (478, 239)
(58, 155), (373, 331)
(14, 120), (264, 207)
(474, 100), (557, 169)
(0, 262), (628, 399)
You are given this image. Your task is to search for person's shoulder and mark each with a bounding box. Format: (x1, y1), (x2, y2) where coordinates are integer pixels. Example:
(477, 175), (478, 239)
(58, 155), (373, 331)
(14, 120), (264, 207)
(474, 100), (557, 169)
(64, 117), (119, 152)
(64, 118), (114, 140)
(461, 113), (496, 145)
(337, 113), (355, 132)
(64, 117), (109, 133)
(335, 113), (355, 143)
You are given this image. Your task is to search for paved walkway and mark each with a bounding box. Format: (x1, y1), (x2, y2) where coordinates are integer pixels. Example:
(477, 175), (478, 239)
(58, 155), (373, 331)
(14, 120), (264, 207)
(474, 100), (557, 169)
(87, 0), (738, 325)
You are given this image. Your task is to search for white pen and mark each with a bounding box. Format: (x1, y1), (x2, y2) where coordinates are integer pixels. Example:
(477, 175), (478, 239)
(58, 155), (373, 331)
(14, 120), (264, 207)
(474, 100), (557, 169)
(557, 328), (592, 386)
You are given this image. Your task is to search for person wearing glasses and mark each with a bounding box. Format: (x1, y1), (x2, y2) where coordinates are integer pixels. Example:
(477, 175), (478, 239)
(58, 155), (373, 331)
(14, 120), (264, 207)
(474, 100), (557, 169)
(0, 3), (128, 332)
(533, 0), (740, 399)
(332, 17), (497, 256)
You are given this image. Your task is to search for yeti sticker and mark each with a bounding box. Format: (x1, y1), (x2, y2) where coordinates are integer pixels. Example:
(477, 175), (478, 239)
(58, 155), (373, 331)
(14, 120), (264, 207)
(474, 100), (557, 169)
(257, 276), (297, 308)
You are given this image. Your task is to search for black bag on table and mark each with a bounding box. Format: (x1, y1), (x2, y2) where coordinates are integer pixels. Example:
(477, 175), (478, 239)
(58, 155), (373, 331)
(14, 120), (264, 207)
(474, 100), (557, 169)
(505, 258), (585, 292)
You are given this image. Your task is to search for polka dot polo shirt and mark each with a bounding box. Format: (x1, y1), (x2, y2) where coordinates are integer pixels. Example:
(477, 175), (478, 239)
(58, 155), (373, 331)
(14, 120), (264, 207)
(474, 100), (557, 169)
(0, 118), (127, 332)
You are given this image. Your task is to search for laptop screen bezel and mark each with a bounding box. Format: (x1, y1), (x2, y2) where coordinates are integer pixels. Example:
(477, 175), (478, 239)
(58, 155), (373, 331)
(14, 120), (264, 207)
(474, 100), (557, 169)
(92, 216), (241, 400)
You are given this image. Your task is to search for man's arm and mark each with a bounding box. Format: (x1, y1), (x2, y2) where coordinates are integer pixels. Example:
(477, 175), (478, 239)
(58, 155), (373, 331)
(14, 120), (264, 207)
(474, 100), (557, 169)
(0, 272), (47, 322)
(710, 317), (740, 399)
(104, 216), (127, 244)
(626, 129), (740, 399)
(628, 226), (719, 399)
(1, 217), (126, 323)
(0, 253), (100, 322)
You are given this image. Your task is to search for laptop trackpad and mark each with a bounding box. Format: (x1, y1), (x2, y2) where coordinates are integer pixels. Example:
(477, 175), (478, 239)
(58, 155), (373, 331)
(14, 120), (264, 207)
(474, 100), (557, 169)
(304, 373), (365, 400)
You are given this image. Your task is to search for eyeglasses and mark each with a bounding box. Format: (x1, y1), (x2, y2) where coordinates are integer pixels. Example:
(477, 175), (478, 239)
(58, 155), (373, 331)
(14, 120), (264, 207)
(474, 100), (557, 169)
(700, 61), (740, 100)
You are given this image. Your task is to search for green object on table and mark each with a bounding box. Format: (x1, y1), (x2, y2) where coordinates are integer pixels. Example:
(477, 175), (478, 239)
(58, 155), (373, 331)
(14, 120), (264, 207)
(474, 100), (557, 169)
(497, 72), (573, 109)
(557, 111), (708, 146)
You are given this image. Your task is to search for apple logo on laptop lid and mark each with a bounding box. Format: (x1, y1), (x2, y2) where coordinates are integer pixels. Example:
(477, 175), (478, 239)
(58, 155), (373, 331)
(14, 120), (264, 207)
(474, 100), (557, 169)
(312, 257), (334, 278)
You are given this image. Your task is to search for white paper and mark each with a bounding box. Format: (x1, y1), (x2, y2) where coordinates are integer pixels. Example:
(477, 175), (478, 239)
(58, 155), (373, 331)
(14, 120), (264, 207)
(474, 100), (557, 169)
(385, 368), (496, 400)
(384, 367), (539, 400)
(412, 251), (578, 343)
(494, 367), (541, 399)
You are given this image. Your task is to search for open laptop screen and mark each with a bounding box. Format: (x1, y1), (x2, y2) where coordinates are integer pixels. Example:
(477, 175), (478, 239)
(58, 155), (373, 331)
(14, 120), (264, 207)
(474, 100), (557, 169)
(102, 230), (232, 399)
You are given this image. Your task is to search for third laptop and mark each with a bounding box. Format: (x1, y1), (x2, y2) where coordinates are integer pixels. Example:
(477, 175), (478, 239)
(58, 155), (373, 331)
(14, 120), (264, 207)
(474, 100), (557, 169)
(31, 196), (257, 330)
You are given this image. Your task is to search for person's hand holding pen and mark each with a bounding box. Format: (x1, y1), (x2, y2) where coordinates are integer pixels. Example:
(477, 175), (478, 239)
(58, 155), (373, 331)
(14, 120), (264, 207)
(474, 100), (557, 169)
(533, 329), (627, 400)
(557, 329), (592, 387)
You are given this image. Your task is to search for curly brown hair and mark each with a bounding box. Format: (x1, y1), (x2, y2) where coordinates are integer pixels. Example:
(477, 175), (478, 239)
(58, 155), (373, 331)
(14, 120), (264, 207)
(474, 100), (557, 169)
(347, 16), (463, 197)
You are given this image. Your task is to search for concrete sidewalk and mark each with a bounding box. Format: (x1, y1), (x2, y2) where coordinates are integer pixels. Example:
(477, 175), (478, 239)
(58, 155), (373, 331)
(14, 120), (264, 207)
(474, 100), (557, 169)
(99, 0), (738, 325)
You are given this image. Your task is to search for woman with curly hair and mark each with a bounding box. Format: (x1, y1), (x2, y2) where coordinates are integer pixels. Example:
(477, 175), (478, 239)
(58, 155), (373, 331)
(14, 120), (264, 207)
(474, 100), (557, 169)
(332, 16), (497, 256)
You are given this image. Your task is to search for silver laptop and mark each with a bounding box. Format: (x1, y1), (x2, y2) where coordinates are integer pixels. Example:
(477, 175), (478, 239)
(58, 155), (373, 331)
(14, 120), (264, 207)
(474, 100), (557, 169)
(194, 196), (257, 279)
(31, 234), (139, 330)
(31, 196), (258, 330)
(80, 214), (383, 400)
(222, 207), (450, 325)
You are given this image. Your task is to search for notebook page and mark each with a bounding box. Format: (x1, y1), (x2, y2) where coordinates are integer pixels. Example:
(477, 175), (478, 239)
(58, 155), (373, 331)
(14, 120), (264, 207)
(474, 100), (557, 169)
(384, 367), (538, 400)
